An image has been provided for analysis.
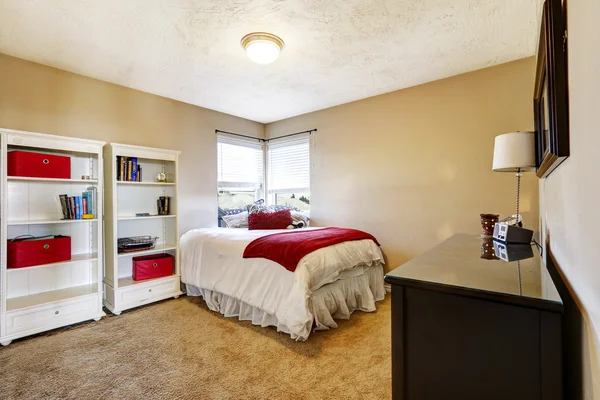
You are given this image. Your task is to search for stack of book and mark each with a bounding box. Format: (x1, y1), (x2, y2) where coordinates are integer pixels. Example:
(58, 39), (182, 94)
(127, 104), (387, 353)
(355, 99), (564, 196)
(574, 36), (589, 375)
(59, 187), (97, 220)
(117, 156), (142, 182)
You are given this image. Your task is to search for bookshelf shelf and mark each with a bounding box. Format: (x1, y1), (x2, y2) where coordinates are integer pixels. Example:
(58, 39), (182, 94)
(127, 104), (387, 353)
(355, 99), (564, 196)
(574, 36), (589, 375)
(6, 252), (98, 272)
(117, 244), (177, 258)
(7, 218), (98, 226)
(104, 143), (182, 315)
(1, 128), (106, 345)
(7, 176), (98, 184)
(117, 181), (175, 186)
(6, 284), (98, 311)
(117, 215), (176, 221)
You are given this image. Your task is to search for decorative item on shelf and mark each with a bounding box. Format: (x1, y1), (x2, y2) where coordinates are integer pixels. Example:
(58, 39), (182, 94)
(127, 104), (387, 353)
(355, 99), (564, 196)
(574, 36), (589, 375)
(117, 236), (157, 254)
(81, 175), (93, 180)
(480, 214), (499, 237)
(480, 238), (497, 260)
(7, 235), (72, 268)
(534, 0), (569, 178)
(157, 196), (170, 215)
(135, 213), (151, 217)
(155, 172), (167, 183)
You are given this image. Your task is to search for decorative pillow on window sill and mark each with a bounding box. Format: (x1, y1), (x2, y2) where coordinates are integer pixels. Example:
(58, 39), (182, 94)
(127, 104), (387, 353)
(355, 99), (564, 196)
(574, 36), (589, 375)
(248, 209), (292, 230)
(247, 199), (265, 213)
(222, 211), (249, 228)
(222, 206), (247, 216)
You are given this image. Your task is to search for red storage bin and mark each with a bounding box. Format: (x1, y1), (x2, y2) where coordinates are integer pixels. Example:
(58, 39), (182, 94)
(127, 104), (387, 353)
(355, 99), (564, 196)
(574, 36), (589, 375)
(7, 236), (72, 268)
(8, 150), (71, 179)
(132, 253), (173, 281)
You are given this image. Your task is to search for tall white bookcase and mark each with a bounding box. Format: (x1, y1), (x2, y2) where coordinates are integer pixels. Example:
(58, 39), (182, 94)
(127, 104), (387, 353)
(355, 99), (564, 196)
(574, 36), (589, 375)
(0, 129), (105, 346)
(103, 143), (181, 315)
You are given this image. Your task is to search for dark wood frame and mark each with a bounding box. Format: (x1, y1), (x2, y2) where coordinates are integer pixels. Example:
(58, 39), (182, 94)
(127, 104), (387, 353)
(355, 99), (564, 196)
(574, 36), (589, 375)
(534, 0), (569, 178)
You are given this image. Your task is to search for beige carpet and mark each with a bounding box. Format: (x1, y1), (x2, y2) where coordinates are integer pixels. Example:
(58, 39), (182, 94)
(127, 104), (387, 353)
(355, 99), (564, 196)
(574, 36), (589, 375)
(0, 296), (392, 400)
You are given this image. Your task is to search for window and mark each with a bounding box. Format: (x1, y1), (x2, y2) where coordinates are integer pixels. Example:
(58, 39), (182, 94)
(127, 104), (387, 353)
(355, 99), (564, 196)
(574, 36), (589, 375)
(217, 135), (264, 213)
(267, 136), (310, 211)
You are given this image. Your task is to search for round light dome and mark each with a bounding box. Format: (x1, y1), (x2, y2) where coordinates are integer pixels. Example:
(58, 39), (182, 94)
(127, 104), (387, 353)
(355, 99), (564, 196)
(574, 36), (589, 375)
(241, 32), (284, 65)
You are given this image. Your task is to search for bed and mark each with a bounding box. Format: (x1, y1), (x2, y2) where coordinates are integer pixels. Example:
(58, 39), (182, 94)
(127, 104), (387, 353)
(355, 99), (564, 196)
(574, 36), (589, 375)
(180, 227), (385, 340)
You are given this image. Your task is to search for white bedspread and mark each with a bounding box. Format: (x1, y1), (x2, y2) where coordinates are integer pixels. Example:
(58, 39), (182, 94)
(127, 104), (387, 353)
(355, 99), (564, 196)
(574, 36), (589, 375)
(180, 227), (384, 340)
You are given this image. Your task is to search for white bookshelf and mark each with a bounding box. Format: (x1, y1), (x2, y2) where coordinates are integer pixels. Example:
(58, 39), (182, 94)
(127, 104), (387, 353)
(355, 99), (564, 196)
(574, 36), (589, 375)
(103, 143), (181, 315)
(0, 129), (105, 346)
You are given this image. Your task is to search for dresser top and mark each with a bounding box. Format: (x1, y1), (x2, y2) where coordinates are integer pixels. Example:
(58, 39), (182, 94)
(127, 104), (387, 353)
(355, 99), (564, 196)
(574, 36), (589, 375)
(385, 234), (562, 307)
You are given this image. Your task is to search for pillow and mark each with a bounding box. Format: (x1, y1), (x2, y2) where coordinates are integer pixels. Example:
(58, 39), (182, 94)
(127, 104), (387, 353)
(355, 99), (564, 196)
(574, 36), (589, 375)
(248, 209), (292, 230)
(247, 199), (265, 213)
(271, 204), (300, 212)
(222, 211), (248, 228)
(290, 211), (310, 228)
(222, 206), (247, 216)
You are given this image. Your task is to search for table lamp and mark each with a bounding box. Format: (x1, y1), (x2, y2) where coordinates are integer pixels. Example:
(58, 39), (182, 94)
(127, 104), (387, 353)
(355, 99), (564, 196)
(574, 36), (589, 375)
(492, 132), (535, 227)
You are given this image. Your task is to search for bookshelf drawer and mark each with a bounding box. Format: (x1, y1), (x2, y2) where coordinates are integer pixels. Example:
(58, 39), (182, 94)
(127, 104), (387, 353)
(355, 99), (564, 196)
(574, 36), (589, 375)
(120, 279), (178, 306)
(5, 297), (97, 336)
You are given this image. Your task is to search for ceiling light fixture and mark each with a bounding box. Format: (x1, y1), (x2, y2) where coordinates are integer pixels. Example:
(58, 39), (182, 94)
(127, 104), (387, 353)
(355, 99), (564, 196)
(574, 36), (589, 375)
(241, 32), (285, 65)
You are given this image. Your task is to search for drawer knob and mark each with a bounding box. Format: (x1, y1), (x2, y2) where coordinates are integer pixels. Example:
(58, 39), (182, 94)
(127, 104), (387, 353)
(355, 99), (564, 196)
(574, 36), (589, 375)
(149, 289), (152, 292)
(43, 159), (50, 164)
(153, 263), (158, 267)
(55, 311), (59, 315)
(43, 244), (50, 249)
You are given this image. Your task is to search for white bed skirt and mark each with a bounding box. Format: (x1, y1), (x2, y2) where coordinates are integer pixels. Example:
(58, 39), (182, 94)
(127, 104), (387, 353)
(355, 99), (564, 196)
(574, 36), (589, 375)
(186, 264), (386, 340)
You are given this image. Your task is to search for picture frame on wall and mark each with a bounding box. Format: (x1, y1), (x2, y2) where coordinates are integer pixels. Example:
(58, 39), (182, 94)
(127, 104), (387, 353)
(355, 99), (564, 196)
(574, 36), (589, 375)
(533, 0), (569, 178)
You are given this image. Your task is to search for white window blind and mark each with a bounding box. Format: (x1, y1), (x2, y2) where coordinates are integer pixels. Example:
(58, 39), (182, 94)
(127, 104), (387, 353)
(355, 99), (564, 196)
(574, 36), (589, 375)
(267, 136), (310, 194)
(217, 135), (264, 190)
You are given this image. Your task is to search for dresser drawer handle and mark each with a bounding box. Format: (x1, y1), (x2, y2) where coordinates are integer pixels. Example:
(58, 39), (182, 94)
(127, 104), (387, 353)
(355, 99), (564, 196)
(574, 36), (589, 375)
(43, 159), (50, 164)
(153, 263), (158, 267)
(55, 311), (59, 315)
(43, 244), (50, 249)
(149, 289), (152, 292)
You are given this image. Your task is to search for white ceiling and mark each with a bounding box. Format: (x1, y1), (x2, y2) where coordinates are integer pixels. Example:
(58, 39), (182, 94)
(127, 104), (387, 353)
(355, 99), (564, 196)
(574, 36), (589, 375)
(0, 0), (542, 123)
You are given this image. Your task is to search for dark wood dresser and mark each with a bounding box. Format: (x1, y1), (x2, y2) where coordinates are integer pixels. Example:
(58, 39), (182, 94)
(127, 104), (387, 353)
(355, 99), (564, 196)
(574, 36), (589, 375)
(384, 234), (564, 400)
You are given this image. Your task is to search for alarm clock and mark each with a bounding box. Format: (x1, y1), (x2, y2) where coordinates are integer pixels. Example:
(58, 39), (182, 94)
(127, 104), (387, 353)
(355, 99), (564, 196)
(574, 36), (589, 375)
(155, 172), (167, 183)
(493, 223), (533, 244)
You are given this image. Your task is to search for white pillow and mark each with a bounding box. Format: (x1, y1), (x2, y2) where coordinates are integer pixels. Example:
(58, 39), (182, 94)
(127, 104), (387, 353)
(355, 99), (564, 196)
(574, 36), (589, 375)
(222, 211), (248, 228)
(290, 211), (310, 228)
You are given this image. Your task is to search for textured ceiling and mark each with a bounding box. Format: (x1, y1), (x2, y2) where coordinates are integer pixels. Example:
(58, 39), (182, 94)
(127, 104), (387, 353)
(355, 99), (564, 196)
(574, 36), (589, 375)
(0, 0), (542, 123)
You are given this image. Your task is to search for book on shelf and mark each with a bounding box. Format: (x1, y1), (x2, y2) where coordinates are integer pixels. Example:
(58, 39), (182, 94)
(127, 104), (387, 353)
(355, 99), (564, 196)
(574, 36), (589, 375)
(59, 188), (98, 220)
(116, 156), (143, 182)
(157, 196), (170, 215)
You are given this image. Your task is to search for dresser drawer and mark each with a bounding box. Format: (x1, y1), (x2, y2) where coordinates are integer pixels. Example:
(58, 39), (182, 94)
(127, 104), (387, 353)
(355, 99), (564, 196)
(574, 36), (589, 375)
(5, 297), (98, 336)
(120, 278), (178, 306)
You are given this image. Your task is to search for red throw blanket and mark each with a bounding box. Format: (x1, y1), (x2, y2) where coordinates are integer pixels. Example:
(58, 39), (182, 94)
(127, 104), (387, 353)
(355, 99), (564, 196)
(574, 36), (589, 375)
(243, 227), (380, 272)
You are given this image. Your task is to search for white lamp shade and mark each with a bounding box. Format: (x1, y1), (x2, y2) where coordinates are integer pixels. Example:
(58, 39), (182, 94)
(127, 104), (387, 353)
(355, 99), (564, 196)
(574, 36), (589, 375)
(492, 132), (536, 172)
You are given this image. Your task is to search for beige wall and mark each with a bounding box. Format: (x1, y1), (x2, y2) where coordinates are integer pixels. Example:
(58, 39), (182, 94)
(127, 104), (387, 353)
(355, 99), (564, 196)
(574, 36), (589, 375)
(0, 53), (264, 234)
(266, 58), (539, 270)
(539, 0), (600, 397)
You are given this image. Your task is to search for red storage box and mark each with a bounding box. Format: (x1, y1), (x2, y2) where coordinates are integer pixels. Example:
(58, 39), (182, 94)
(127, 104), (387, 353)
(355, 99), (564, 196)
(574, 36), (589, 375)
(7, 236), (72, 268)
(8, 150), (71, 179)
(132, 253), (173, 281)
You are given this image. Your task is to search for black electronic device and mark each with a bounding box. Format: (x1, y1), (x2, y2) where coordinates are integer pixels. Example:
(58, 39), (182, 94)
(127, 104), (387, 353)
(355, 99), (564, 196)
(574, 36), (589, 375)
(493, 223), (533, 244)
